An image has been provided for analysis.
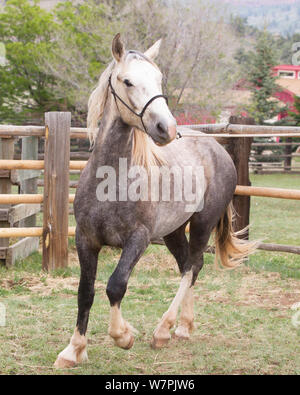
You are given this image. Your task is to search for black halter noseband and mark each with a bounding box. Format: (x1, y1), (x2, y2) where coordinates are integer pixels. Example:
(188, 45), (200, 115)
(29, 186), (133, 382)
(108, 74), (168, 134)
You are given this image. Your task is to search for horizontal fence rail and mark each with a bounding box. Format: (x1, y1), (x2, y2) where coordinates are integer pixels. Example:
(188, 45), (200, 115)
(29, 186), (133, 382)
(0, 160), (86, 170)
(0, 226), (76, 238)
(1, 123), (300, 139)
(0, 125), (87, 139)
(0, 188), (300, 205)
(0, 226), (299, 256)
(179, 124), (300, 137)
(0, 116), (300, 270)
(235, 185), (300, 200)
(0, 125), (45, 137)
(0, 194), (76, 204)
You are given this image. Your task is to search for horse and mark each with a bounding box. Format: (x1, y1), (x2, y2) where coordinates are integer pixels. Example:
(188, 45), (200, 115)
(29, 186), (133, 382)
(54, 34), (257, 368)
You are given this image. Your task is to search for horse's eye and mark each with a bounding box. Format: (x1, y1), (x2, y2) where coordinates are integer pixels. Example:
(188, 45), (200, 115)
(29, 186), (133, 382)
(123, 79), (133, 87)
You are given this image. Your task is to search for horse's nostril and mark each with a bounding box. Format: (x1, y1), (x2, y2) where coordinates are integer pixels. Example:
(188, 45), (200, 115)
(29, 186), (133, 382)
(157, 122), (168, 135)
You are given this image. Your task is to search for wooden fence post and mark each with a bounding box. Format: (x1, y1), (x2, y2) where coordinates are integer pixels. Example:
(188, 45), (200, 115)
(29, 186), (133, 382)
(284, 137), (292, 171)
(227, 116), (255, 239)
(42, 112), (71, 271)
(0, 138), (14, 264)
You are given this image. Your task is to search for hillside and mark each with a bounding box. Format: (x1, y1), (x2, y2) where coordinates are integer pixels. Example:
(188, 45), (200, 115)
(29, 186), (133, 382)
(1, 1), (299, 35)
(224, 0), (298, 5)
(220, 0), (300, 35)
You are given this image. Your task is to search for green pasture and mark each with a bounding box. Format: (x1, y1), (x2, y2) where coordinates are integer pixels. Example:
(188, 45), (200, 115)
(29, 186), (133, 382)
(0, 173), (299, 375)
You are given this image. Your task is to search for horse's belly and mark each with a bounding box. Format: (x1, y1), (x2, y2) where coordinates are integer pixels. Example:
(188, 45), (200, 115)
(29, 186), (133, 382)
(151, 201), (200, 239)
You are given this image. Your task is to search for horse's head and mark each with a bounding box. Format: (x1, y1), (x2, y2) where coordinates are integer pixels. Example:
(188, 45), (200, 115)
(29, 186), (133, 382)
(110, 34), (177, 146)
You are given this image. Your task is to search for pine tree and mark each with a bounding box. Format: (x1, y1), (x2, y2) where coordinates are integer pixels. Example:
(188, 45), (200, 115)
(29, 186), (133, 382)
(247, 31), (281, 124)
(289, 95), (300, 125)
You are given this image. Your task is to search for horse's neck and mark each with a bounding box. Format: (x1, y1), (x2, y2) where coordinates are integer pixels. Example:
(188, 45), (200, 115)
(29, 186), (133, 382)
(92, 99), (133, 168)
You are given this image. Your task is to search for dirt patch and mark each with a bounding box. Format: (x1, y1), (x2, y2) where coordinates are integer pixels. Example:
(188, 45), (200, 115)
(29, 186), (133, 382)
(1, 254), (299, 312)
(68, 250), (80, 267)
(138, 253), (177, 272)
(236, 269), (300, 310)
(0, 274), (106, 296)
(196, 266), (300, 311)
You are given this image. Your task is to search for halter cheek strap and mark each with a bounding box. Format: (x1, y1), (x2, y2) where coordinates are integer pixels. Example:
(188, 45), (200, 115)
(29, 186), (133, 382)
(108, 74), (168, 134)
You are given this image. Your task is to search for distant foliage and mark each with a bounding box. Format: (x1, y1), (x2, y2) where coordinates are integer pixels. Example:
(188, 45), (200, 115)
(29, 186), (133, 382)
(0, 0), (59, 123)
(247, 31), (282, 124)
(229, 1), (300, 36)
(0, 0), (115, 124)
(0, 0), (238, 125)
(176, 111), (216, 125)
(1, 0), (297, 126)
(230, 13), (300, 66)
(289, 96), (300, 126)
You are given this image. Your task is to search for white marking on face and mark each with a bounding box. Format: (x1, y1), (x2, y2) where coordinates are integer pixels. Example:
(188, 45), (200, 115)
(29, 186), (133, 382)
(113, 56), (175, 133)
(118, 60), (162, 108)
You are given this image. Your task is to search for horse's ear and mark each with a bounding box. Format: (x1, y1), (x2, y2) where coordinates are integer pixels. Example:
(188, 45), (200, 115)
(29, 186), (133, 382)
(144, 39), (162, 60)
(112, 33), (125, 62)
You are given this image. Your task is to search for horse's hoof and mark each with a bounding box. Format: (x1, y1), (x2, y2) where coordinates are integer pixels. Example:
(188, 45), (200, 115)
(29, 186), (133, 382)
(150, 336), (170, 349)
(172, 333), (190, 341)
(115, 333), (134, 350)
(173, 326), (190, 340)
(122, 334), (134, 350)
(54, 356), (76, 369)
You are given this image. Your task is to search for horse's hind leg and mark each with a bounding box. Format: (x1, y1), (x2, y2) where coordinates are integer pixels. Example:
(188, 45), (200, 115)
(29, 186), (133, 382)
(151, 224), (192, 349)
(174, 285), (195, 340)
(106, 226), (149, 349)
(54, 229), (100, 368)
(163, 225), (197, 340)
(151, 219), (211, 348)
(174, 216), (213, 340)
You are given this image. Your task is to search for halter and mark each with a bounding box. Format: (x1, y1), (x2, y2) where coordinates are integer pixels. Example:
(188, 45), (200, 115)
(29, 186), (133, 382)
(108, 74), (168, 135)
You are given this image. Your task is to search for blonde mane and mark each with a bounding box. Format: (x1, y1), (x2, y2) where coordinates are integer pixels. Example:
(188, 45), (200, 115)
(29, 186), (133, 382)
(87, 62), (165, 169)
(87, 61), (114, 146)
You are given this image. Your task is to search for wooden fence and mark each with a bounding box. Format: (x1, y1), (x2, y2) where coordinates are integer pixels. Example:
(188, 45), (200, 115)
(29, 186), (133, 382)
(250, 138), (300, 174)
(0, 112), (300, 270)
(0, 133), (40, 266)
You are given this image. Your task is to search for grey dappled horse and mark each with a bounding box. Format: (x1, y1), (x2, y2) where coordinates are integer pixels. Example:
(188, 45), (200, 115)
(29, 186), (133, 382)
(54, 34), (256, 368)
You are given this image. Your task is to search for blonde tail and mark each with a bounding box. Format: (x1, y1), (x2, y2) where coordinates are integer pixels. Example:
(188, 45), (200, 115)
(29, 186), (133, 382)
(214, 202), (258, 269)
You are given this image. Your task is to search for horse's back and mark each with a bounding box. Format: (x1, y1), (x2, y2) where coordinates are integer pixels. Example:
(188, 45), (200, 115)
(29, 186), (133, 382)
(160, 132), (236, 181)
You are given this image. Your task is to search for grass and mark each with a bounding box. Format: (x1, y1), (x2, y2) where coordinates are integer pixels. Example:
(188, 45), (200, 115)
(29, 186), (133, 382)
(0, 173), (299, 375)
(248, 173), (300, 279)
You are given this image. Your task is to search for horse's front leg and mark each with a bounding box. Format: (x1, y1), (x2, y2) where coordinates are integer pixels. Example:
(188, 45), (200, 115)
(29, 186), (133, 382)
(106, 226), (149, 349)
(54, 229), (100, 368)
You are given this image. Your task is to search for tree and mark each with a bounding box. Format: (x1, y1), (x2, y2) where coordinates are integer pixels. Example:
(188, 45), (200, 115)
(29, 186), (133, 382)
(247, 30), (282, 124)
(0, 0), (59, 123)
(122, 0), (238, 115)
(40, 0), (239, 120)
(0, 0), (116, 124)
(39, 0), (116, 124)
(230, 15), (247, 37)
(0, 0), (239, 125)
(289, 96), (300, 125)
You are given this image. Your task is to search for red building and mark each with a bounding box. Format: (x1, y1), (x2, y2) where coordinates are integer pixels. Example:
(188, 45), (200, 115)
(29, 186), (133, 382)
(273, 65), (300, 80)
(176, 65), (300, 125)
(272, 65), (300, 120)
(229, 65), (300, 122)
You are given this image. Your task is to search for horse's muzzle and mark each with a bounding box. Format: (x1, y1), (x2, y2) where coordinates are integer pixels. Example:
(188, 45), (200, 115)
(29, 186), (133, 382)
(168, 124), (177, 141)
(155, 121), (177, 144)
